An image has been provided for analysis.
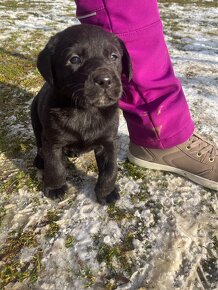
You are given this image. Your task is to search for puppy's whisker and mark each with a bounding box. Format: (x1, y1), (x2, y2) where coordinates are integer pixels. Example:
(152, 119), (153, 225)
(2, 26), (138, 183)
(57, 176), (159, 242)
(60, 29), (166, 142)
(71, 88), (83, 98)
(70, 93), (78, 107)
(70, 89), (84, 108)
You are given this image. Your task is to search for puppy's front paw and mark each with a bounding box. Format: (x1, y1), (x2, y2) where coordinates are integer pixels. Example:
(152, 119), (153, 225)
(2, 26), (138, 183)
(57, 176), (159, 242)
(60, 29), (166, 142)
(106, 187), (120, 204)
(96, 186), (120, 205)
(44, 184), (67, 200)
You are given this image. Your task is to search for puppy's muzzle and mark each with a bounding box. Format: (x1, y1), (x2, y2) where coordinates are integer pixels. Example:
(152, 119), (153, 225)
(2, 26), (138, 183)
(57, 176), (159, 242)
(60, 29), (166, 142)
(85, 67), (122, 107)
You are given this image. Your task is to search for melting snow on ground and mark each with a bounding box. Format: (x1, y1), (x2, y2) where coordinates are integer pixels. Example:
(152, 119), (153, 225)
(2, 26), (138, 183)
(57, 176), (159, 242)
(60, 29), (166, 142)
(0, 0), (217, 289)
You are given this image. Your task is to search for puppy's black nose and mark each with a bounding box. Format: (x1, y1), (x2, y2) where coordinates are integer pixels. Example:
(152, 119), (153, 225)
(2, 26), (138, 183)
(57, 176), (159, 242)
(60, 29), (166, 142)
(94, 74), (112, 89)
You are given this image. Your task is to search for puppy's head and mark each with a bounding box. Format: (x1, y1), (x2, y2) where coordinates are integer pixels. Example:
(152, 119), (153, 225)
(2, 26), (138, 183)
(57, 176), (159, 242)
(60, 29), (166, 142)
(37, 24), (132, 108)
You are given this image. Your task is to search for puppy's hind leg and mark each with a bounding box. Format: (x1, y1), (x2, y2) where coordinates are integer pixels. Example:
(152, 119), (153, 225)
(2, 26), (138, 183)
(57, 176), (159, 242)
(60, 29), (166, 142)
(94, 142), (120, 204)
(31, 97), (44, 169)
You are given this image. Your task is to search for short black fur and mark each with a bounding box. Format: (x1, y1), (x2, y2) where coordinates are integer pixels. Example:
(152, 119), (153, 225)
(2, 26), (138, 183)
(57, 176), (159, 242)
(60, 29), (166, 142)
(31, 24), (132, 204)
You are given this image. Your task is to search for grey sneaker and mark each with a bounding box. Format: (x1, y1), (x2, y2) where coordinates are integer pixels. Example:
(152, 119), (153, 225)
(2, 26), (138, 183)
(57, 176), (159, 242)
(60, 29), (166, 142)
(128, 133), (218, 190)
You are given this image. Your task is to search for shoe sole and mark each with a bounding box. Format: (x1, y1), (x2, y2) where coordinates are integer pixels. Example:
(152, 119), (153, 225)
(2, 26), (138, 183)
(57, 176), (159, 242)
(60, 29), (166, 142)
(127, 151), (218, 191)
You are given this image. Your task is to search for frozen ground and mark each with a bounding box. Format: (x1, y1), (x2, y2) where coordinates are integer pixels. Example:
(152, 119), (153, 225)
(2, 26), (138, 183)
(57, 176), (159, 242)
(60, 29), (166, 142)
(0, 0), (217, 289)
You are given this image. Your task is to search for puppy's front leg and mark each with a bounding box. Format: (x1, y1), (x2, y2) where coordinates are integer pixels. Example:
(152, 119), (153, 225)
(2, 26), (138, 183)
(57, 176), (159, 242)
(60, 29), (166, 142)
(42, 142), (67, 199)
(94, 141), (120, 204)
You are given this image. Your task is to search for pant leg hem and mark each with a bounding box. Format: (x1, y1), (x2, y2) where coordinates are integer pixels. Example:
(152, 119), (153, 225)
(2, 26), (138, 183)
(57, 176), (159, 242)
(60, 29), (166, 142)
(130, 121), (195, 149)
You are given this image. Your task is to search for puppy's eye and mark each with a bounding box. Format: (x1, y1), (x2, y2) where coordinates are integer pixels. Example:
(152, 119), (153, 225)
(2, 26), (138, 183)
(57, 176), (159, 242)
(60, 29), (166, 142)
(110, 53), (118, 61)
(69, 55), (82, 64)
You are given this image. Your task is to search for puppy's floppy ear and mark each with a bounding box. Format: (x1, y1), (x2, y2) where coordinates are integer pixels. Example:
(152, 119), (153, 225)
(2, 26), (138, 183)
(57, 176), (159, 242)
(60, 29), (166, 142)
(119, 39), (132, 81)
(37, 35), (59, 86)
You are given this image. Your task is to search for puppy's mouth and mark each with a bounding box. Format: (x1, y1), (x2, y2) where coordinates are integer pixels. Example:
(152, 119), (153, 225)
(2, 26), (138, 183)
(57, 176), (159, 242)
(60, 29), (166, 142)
(89, 86), (122, 108)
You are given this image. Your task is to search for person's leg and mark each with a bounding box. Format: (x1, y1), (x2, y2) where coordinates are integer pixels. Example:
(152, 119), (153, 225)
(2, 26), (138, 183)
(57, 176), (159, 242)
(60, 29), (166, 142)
(75, 0), (218, 190)
(75, 0), (194, 149)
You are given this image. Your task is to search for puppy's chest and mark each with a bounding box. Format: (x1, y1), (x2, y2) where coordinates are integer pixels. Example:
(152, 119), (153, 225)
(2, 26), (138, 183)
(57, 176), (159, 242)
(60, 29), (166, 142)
(50, 108), (115, 143)
(68, 114), (105, 137)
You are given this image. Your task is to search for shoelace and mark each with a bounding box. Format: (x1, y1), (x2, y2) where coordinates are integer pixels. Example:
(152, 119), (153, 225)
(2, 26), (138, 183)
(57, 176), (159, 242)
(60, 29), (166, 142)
(186, 133), (216, 162)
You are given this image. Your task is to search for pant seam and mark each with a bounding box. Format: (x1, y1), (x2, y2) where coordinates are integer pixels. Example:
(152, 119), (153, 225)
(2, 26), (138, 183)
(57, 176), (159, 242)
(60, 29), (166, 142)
(162, 122), (194, 144)
(76, 6), (105, 17)
(130, 120), (194, 148)
(77, 6), (161, 36)
(116, 19), (161, 38)
(101, 0), (113, 32)
(132, 82), (164, 148)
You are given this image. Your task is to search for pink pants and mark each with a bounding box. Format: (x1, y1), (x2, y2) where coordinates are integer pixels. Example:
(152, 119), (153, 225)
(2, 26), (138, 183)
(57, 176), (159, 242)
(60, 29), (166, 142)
(75, 0), (194, 149)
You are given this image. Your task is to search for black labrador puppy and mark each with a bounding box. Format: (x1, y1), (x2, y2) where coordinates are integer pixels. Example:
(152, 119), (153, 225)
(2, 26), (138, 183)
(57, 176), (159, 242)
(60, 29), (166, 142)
(31, 24), (132, 204)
